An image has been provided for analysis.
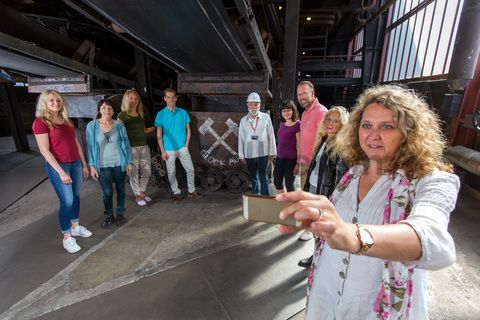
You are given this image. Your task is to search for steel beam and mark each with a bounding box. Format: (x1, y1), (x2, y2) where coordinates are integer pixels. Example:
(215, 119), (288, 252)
(134, 47), (154, 123)
(27, 76), (90, 93)
(300, 60), (363, 71)
(178, 72), (269, 95)
(448, 0), (480, 90)
(302, 78), (362, 86)
(281, 0), (301, 101)
(362, 8), (387, 86)
(0, 32), (134, 88)
(234, 0), (273, 77)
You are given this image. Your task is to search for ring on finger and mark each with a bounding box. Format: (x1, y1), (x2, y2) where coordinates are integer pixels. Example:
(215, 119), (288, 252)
(318, 208), (325, 218)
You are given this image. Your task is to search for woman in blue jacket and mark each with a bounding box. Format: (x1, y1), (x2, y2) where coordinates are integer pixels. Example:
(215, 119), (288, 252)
(87, 99), (133, 228)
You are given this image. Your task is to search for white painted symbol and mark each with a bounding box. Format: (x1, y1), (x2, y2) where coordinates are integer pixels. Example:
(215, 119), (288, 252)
(198, 117), (238, 157)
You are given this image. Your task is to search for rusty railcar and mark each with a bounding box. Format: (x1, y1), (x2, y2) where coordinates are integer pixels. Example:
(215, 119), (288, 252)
(148, 72), (274, 193)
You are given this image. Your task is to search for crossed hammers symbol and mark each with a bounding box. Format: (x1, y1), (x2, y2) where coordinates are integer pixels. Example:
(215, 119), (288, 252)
(199, 118), (238, 157)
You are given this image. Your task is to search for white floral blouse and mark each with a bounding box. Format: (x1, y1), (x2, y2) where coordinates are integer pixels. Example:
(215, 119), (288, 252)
(305, 165), (459, 320)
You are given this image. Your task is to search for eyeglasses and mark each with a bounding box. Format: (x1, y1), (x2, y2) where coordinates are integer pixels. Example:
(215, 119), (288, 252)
(104, 132), (111, 143)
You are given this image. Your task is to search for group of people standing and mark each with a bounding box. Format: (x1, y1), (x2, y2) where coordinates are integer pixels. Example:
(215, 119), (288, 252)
(238, 81), (339, 247)
(239, 82), (460, 319)
(32, 88), (201, 253)
(32, 80), (460, 319)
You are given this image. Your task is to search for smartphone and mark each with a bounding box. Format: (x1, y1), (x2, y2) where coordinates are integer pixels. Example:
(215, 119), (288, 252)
(242, 194), (301, 227)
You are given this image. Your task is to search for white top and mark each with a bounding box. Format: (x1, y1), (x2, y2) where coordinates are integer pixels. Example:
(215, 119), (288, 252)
(305, 167), (459, 320)
(308, 141), (327, 186)
(238, 111), (277, 159)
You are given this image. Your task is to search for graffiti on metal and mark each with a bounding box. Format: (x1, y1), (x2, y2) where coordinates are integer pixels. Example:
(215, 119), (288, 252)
(198, 117), (239, 166)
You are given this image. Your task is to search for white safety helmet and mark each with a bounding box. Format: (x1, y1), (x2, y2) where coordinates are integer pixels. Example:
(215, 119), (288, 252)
(246, 92), (261, 103)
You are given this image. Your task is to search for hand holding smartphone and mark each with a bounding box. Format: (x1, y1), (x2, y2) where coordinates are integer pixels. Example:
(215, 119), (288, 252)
(242, 194), (301, 227)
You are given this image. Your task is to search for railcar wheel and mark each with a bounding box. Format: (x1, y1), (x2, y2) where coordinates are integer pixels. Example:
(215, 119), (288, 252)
(225, 170), (249, 193)
(201, 169), (224, 191)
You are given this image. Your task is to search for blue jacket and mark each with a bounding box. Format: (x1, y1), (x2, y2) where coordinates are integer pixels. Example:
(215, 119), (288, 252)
(86, 119), (133, 172)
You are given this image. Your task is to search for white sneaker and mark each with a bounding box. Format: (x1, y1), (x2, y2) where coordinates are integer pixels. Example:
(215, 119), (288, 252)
(144, 196), (152, 202)
(71, 226), (92, 238)
(63, 237), (81, 253)
(136, 198), (147, 206)
(298, 230), (313, 241)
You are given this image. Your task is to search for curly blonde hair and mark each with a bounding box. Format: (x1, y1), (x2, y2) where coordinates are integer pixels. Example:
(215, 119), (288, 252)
(312, 106), (349, 155)
(121, 89), (145, 118)
(332, 85), (452, 179)
(35, 90), (72, 128)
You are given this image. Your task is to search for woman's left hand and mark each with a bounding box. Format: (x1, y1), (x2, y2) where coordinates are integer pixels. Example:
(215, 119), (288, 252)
(126, 164), (134, 176)
(276, 191), (358, 253)
(82, 166), (89, 178)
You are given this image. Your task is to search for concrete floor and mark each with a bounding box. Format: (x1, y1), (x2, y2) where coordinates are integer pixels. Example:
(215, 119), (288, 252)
(0, 136), (479, 320)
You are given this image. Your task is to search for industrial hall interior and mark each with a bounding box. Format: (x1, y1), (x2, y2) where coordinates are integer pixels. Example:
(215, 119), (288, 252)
(0, 0), (480, 319)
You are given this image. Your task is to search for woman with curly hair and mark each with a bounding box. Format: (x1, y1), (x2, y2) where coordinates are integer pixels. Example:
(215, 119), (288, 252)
(117, 89), (155, 206)
(277, 85), (459, 319)
(32, 90), (92, 253)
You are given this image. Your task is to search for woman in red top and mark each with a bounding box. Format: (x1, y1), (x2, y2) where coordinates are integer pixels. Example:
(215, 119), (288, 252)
(32, 90), (92, 253)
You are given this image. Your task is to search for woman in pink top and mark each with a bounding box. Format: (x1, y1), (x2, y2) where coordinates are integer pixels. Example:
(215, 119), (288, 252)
(32, 90), (92, 254)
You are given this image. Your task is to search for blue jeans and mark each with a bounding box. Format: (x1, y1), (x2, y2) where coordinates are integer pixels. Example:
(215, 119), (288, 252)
(98, 166), (126, 216)
(246, 156), (270, 195)
(45, 160), (83, 234)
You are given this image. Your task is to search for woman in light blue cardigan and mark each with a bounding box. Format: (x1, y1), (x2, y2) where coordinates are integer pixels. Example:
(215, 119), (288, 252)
(86, 99), (133, 228)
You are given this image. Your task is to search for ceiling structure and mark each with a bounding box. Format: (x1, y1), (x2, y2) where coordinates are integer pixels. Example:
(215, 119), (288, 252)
(0, 0), (380, 102)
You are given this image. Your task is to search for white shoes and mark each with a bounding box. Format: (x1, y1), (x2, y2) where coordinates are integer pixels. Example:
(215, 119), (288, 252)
(63, 237), (81, 253)
(298, 230), (313, 241)
(64, 225), (92, 253)
(71, 225), (92, 238)
(144, 196), (152, 202)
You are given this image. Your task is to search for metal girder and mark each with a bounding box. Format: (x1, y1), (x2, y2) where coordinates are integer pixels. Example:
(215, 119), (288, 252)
(80, 0), (256, 73)
(299, 60), (363, 71)
(303, 77), (362, 86)
(27, 76), (90, 93)
(62, 0), (182, 74)
(448, 0), (480, 90)
(281, 0), (301, 101)
(0, 48), (81, 77)
(0, 32), (134, 88)
(178, 72), (269, 95)
(234, 0), (273, 78)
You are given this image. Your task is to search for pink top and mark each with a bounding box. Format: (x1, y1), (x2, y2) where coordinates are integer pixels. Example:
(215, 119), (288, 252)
(299, 98), (327, 165)
(32, 118), (80, 163)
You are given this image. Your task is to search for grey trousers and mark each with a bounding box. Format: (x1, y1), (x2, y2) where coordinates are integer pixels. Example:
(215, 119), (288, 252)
(129, 145), (151, 195)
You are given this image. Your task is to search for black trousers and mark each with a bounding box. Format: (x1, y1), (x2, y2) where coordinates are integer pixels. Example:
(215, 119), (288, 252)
(273, 157), (297, 191)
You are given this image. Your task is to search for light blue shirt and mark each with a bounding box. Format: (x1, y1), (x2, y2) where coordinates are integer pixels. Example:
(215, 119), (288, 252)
(154, 107), (190, 151)
(97, 125), (122, 168)
(86, 120), (133, 172)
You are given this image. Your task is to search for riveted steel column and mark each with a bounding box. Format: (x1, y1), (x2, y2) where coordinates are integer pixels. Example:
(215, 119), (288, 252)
(134, 47), (154, 124)
(448, 0), (480, 91)
(363, 7), (387, 86)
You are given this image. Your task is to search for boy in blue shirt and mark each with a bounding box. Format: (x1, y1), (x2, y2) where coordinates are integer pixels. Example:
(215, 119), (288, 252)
(154, 88), (201, 203)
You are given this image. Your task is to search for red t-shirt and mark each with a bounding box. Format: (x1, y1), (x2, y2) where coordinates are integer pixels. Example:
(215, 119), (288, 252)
(32, 118), (80, 163)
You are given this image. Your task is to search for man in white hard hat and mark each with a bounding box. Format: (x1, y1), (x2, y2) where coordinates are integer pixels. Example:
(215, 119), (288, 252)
(238, 92), (277, 195)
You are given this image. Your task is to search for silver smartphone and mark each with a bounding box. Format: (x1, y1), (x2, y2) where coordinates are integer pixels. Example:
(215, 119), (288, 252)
(242, 194), (301, 227)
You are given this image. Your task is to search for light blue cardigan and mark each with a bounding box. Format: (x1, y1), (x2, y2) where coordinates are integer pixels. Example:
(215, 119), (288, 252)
(86, 119), (133, 172)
